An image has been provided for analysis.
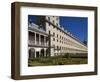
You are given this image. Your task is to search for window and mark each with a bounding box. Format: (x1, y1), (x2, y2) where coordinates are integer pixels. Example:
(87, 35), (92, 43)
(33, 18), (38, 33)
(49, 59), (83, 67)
(53, 32), (55, 36)
(57, 46), (58, 49)
(60, 40), (61, 43)
(57, 34), (58, 38)
(53, 38), (55, 41)
(48, 17), (50, 21)
(53, 45), (55, 48)
(56, 23), (58, 26)
(53, 26), (55, 28)
(53, 20), (55, 24)
(49, 30), (51, 34)
(48, 22), (50, 26)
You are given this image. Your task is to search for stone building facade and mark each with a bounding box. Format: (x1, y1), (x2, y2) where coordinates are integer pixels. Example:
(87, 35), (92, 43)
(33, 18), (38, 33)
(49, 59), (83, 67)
(28, 16), (87, 59)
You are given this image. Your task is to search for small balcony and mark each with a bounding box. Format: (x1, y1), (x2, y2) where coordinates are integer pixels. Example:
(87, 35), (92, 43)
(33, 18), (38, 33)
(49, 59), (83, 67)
(28, 31), (49, 47)
(28, 40), (48, 47)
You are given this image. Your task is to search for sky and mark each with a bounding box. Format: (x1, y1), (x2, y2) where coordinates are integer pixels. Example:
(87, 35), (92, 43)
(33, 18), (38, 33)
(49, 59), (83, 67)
(28, 15), (88, 42)
(28, 15), (37, 24)
(60, 16), (88, 42)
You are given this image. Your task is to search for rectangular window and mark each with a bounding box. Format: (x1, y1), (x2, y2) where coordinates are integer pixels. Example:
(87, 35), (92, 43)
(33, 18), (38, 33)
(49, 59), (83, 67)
(53, 45), (55, 48)
(53, 38), (55, 41)
(53, 32), (55, 36)
(48, 17), (50, 21)
(56, 23), (58, 26)
(49, 30), (50, 34)
(60, 40), (61, 43)
(53, 26), (55, 28)
(48, 22), (50, 26)
(57, 34), (58, 38)
(53, 20), (55, 24)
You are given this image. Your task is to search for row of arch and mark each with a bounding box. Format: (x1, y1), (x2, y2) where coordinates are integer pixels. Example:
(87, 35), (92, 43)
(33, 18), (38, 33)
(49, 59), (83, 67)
(28, 48), (50, 59)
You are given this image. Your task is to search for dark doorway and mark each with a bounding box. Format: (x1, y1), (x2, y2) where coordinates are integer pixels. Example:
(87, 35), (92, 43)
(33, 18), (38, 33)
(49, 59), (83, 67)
(46, 49), (49, 57)
(29, 48), (35, 59)
(41, 49), (44, 57)
(36, 51), (39, 58)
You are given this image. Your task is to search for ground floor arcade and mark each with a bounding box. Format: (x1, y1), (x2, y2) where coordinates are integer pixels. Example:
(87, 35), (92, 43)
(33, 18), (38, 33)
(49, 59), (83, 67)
(28, 47), (51, 59)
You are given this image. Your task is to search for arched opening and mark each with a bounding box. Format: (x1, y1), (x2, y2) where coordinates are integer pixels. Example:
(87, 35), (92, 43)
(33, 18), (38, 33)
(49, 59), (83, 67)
(40, 49), (44, 57)
(29, 48), (35, 59)
(46, 49), (49, 57)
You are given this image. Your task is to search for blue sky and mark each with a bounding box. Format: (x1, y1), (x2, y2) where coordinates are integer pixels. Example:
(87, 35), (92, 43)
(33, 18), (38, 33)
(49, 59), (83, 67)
(60, 16), (88, 42)
(28, 15), (37, 23)
(28, 15), (88, 42)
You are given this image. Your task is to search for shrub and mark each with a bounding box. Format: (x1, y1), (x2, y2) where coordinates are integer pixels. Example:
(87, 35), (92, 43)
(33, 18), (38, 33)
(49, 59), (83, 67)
(63, 53), (70, 58)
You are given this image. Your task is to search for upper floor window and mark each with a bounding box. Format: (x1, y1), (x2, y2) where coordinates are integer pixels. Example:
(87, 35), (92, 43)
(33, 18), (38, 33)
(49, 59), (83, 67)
(48, 17), (50, 21)
(60, 35), (61, 39)
(53, 32), (55, 36)
(56, 17), (58, 20)
(53, 45), (55, 48)
(53, 20), (55, 24)
(56, 23), (58, 26)
(60, 40), (61, 43)
(60, 46), (61, 49)
(53, 38), (55, 41)
(57, 46), (59, 49)
(62, 37), (63, 39)
(49, 30), (51, 34)
(57, 34), (58, 38)
(48, 22), (50, 26)
(53, 26), (55, 28)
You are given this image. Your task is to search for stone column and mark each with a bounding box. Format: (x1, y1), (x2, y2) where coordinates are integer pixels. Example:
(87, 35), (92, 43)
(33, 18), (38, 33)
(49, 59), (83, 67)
(48, 31), (51, 57)
(44, 48), (46, 57)
(44, 36), (46, 46)
(39, 34), (41, 45)
(38, 51), (40, 58)
(34, 50), (36, 58)
(35, 32), (36, 45)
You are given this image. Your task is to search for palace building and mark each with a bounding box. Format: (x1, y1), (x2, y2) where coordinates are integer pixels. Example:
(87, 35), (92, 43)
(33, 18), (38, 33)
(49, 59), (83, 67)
(28, 16), (87, 59)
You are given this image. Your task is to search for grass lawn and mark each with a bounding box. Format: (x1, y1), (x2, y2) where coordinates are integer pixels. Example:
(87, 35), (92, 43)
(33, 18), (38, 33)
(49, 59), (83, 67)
(28, 54), (87, 66)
